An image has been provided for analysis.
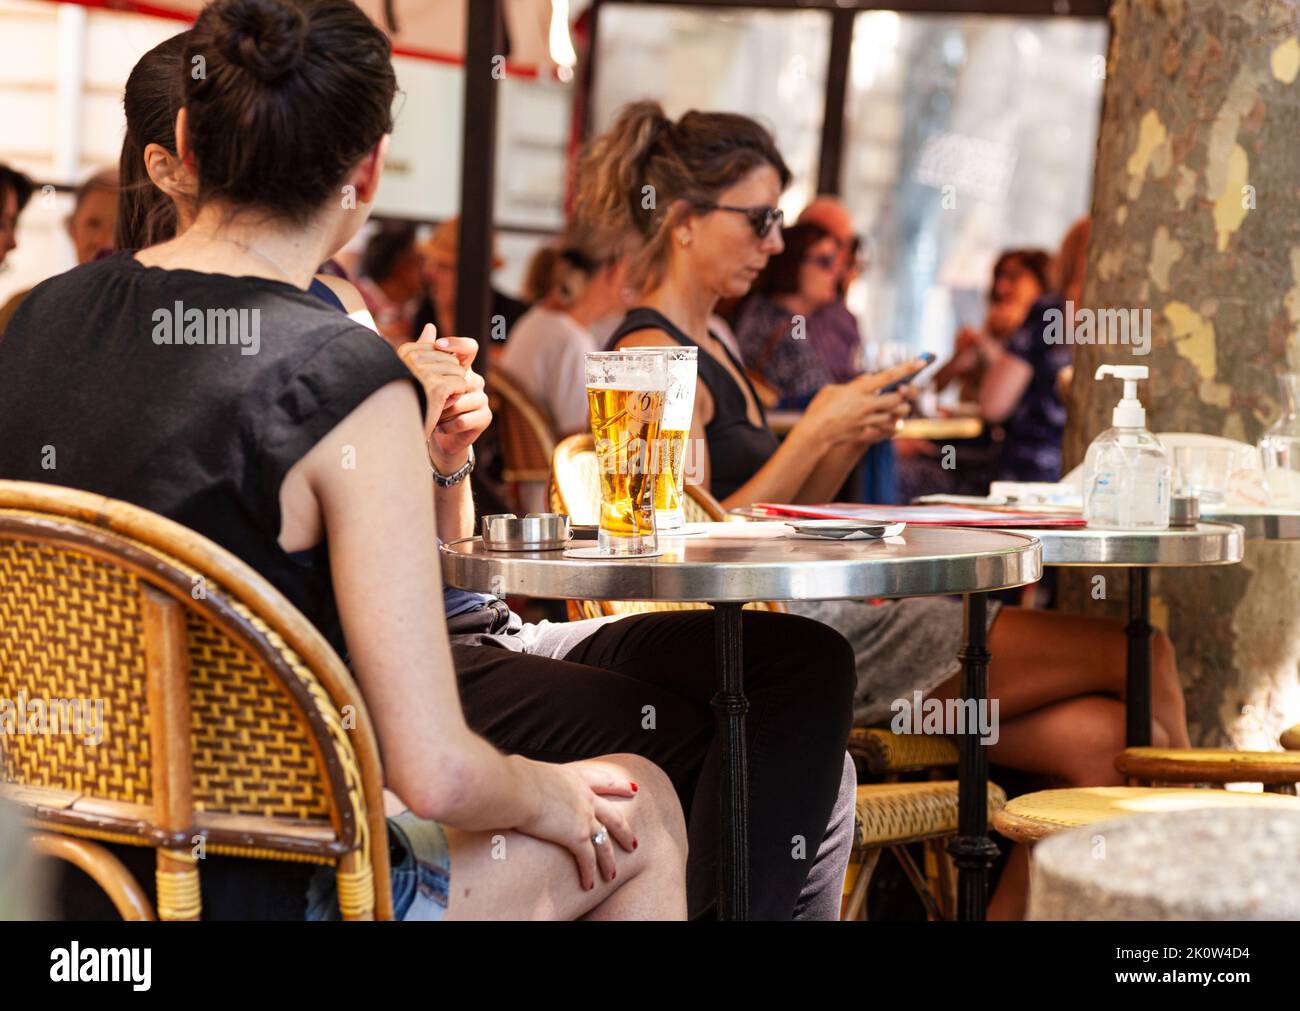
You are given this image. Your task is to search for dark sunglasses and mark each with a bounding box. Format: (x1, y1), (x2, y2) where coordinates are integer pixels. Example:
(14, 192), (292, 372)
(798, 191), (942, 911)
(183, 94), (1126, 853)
(693, 202), (784, 239)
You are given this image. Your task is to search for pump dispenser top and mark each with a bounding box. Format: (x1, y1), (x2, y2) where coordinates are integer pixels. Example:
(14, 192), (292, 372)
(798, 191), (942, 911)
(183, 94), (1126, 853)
(1083, 363), (1169, 529)
(1095, 363), (1148, 428)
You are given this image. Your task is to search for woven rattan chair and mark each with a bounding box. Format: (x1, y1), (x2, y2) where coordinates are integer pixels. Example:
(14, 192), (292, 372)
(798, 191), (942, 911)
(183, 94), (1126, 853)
(1283, 725), (1300, 751)
(0, 481), (392, 920)
(992, 786), (1300, 844)
(548, 436), (996, 919)
(1115, 746), (1300, 794)
(489, 366), (558, 514)
(847, 780), (1007, 921)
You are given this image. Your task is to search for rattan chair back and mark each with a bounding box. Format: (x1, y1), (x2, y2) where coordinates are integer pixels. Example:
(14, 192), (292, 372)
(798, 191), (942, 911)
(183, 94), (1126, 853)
(489, 367), (558, 485)
(0, 481), (392, 920)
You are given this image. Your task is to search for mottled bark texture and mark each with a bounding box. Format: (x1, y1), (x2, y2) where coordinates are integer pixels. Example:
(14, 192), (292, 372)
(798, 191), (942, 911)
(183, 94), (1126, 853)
(1060, 0), (1300, 747)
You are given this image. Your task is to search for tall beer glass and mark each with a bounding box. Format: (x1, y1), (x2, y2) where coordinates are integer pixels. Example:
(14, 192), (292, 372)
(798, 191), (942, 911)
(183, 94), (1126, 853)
(652, 346), (698, 530)
(585, 350), (668, 555)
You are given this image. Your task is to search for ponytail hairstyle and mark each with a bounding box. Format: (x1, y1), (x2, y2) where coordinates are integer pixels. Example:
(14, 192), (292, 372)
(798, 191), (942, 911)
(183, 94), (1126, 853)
(576, 101), (791, 291)
(182, 0), (397, 224)
(540, 215), (628, 308)
(521, 244), (561, 304)
(117, 31), (189, 250)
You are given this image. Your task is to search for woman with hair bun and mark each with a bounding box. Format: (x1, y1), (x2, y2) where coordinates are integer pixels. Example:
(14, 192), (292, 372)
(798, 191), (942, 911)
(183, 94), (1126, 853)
(0, 0), (689, 921)
(114, 26), (377, 330)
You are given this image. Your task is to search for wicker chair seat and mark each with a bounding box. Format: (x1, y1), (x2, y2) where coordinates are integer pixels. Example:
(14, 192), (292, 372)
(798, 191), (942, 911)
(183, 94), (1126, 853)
(854, 780), (1006, 848)
(1117, 746), (1300, 785)
(849, 727), (959, 775)
(992, 786), (1300, 844)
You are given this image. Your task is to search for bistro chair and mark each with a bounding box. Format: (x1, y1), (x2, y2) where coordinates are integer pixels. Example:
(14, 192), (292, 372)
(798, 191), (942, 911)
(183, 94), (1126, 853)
(547, 436), (1002, 920)
(1115, 746), (1300, 794)
(0, 481), (393, 921)
(992, 786), (1300, 844)
(488, 366), (558, 514)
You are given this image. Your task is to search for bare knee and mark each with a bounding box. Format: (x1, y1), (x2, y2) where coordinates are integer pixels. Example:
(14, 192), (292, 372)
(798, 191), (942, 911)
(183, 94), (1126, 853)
(602, 753), (688, 859)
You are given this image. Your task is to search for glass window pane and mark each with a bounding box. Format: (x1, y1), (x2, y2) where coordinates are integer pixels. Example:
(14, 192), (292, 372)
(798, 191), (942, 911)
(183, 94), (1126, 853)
(842, 12), (1108, 360)
(591, 5), (831, 214)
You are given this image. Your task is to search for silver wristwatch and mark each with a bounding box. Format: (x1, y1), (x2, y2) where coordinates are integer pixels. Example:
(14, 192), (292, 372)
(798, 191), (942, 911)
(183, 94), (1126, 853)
(429, 444), (475, 488)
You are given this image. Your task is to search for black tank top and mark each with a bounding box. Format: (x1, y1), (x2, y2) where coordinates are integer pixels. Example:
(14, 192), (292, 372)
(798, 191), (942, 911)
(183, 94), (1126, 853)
(0, 253), (419, 659)
(606, 307), (780, 501)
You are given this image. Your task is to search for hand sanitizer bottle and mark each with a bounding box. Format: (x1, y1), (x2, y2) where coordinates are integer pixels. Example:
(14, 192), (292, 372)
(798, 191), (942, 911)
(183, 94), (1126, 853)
(1083, 364), (1170, 529)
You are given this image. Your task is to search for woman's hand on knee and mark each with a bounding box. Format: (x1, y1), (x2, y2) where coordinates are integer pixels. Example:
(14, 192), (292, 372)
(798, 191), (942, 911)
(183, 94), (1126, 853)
(514, 759), (637, 892)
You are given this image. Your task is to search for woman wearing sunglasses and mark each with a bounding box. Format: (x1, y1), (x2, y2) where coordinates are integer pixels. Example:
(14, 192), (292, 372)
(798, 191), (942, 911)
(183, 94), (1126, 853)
(733, 221), (848, 409)
(587, 101), (1190, 918)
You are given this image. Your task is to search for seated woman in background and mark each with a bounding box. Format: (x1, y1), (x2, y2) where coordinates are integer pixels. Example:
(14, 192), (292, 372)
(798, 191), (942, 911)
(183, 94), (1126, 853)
(0, 0), (688, 921)
(498, 219), (631, 435)
(896, 248), (1051, 501)
(114, 27), (378, 333)
(975, 220), (1090, 484)
(734, 222), (844, 409)
(586, 101), (1189, 919)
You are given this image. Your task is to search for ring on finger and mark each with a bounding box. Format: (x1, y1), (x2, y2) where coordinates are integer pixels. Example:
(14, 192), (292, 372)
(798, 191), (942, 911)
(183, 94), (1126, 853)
(591, 826), (608, 847)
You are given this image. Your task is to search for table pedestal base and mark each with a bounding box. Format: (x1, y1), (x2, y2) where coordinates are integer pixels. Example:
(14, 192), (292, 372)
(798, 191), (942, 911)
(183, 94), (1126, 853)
(711, 602), (749, 921)
(1125, 568), (1153, 747)
(952, 592), (998, 921)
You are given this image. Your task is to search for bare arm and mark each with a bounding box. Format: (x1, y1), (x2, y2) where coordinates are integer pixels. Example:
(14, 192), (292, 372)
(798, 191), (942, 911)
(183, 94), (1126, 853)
(294, 380), (533, 827)
(976, 334), (1033, 423)
(397, 332), (489, 543)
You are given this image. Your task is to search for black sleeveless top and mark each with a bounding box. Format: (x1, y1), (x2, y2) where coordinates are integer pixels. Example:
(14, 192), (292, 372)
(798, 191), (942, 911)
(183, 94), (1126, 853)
(0, 253), (419, 659)
(606, 307), (780, 500)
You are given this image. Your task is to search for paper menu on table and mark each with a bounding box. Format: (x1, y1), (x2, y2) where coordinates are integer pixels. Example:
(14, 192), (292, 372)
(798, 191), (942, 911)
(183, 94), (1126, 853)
(752, 502), (1087, 528)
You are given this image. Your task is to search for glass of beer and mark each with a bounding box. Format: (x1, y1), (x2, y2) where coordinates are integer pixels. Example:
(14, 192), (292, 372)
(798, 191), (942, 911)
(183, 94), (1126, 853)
(652, 346), (698, 530)
(585, 350), (669, 555)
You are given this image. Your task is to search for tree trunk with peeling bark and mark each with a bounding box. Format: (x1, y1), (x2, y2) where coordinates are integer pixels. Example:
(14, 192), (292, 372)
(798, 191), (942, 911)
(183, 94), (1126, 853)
(1060, 0), (1300, 747)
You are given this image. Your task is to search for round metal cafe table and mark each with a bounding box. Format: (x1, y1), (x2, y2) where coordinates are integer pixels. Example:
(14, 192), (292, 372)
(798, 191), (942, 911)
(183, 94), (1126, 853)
(442, 524), (1042, 921)
(987, 523), (1243, 749)
(1202, 507), (1300, 542)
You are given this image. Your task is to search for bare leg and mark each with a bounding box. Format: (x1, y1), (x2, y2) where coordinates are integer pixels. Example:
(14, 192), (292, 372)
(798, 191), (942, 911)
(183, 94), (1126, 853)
(988, 844), (1029, 921)
(931, 608), (1189, 752)
(972, 696), (1168, 920)
(442, 754), (688, 921)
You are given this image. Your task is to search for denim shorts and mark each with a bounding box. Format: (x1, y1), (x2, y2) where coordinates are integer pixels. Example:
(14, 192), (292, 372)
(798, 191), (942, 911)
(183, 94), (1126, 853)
(306, 811), (452, 921)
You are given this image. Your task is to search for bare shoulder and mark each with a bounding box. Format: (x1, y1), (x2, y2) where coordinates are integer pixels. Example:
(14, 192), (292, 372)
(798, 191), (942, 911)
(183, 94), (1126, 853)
(314, 273), (370, 316)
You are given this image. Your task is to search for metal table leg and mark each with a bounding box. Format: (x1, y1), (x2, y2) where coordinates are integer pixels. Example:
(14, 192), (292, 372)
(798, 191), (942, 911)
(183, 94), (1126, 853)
(1125, 568), (1153, 747)
(949, 592), (999, 921)
(711, 601), (749, 921)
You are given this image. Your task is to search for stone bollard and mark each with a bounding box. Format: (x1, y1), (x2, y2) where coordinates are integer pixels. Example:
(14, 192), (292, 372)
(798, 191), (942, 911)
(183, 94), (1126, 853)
(1029, 807), (1300, 920)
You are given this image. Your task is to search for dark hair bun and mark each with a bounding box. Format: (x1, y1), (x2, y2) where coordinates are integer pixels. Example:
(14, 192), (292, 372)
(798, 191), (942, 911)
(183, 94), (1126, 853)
(218, 0), (307, 84)
(185, 0), (396, 223)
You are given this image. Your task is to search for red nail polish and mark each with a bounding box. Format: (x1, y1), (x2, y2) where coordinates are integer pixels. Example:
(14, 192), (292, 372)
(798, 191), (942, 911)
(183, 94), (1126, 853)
(633, 838), (639, 850)
(631, 782), (638, 792)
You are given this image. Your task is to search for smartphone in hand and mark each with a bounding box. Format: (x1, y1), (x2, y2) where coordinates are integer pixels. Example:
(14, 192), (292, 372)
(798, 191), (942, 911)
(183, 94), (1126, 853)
(879, 352), (936, 394)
